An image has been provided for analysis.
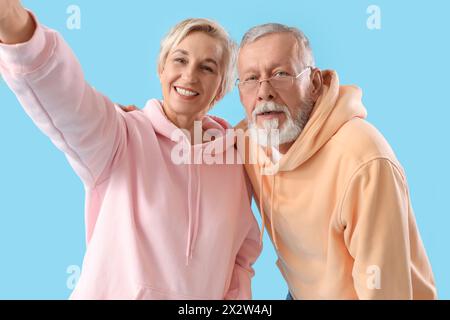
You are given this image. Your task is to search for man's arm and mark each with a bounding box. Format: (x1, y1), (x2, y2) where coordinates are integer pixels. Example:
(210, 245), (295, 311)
(340, 158), (437, 299)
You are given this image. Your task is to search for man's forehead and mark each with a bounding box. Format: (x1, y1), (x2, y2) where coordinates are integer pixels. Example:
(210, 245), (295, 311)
(238, 36), (299, 72)
(238, 57), (294, 74)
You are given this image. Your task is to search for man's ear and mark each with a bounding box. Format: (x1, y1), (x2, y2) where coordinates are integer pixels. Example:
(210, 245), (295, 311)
(310, 68), (323, 99)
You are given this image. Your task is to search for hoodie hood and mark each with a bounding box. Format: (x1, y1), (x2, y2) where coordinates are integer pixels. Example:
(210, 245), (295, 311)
(143, 99), (235, 149)
(143, 99), (235, 265)
(280, 70), (367, 171)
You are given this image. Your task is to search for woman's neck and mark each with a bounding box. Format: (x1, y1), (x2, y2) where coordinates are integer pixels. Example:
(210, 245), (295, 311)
(162, 104), (205, 145)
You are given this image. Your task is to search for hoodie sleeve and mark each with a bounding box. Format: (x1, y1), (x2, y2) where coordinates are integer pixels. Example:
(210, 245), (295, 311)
(224, 218), (262, 300)
(340, 158), (437, 299)
(0, 11), (126, 187)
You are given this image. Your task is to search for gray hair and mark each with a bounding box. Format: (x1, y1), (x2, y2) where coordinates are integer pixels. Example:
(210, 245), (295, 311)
(240, 23), (315, 68)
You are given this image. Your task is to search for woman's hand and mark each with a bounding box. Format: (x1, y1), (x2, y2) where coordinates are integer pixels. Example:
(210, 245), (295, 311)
(0, 0), (35, 44)
(0, 0), (19, 21)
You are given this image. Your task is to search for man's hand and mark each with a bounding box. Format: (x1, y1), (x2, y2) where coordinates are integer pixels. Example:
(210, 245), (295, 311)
(0, 0), (35, 44)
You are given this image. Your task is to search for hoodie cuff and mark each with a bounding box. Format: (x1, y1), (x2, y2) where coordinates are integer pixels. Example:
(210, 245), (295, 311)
(0, 10), (53, 74)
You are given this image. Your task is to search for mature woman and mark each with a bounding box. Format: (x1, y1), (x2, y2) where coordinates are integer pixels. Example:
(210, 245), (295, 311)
(0, 0), (261, 299)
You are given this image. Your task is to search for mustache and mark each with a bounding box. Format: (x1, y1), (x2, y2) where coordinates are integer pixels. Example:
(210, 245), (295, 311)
(251, 102), (289, 121)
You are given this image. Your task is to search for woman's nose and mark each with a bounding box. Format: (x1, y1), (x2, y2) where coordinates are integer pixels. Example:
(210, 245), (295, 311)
(181, 66), (198, 83)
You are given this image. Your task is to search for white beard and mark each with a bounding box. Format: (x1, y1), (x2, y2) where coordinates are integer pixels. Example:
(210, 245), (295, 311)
(248, 101), (312, 148)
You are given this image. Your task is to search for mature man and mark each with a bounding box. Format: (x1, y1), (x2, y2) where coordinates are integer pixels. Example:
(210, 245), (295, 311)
(235, 23), (437, 299)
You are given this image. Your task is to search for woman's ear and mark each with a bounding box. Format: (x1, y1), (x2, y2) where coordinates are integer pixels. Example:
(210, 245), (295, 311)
(158, 61), (167, 82)
(210, 88), (224, 109)
(157, 67), (163, 83)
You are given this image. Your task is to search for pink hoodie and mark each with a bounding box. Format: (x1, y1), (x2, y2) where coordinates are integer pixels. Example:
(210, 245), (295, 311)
(0, 13), (261, 300)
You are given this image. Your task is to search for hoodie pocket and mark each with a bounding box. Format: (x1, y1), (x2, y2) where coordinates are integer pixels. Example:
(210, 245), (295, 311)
(134, 284), (210, 300)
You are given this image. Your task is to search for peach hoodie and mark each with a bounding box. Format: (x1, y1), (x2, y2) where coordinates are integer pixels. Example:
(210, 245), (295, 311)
(0, 13), (261, 299)
(238, 70), (437, 299)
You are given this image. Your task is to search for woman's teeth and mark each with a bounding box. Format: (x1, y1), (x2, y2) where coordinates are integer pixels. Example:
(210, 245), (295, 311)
(175, 87), (199, 97)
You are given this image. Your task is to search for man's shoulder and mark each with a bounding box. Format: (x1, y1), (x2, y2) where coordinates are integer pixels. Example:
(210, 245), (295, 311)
(330, 117), (400, 166)
(234, 119), (248, 131)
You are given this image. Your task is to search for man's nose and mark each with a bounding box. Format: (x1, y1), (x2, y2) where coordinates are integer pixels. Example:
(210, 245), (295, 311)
(257, 80), (277, 101)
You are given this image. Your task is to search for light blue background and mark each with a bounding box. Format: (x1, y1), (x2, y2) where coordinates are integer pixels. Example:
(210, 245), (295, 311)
(1, 0), (449, 299)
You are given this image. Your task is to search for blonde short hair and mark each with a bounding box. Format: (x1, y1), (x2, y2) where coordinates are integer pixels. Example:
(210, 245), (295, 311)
(158, 18), (237, 105)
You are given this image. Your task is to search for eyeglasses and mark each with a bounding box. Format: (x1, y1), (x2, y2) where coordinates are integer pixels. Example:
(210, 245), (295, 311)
(236, 66), (313, 94)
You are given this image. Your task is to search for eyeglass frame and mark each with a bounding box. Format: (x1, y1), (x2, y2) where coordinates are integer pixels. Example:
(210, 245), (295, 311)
(235, 66), (314, 93)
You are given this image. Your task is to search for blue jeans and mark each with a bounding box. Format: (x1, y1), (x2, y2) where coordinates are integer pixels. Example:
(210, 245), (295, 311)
(286, 292), (293, 300)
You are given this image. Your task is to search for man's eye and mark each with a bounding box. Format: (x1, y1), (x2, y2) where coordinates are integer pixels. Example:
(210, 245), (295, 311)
(244, 76), (257, 82)
(274, 71), (289, 77)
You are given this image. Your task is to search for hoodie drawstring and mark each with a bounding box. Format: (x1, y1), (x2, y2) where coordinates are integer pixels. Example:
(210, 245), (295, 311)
(270, 174), (279, 250)
(186, 156), (201, 266)
(259, 167), (266, 245)
(191, 165), (201, 258)
(186, 164), (193, 265)
(259, 167), (279, 251)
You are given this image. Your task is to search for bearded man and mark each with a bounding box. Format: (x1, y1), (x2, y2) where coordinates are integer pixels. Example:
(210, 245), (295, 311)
(236, 23), (437, 300)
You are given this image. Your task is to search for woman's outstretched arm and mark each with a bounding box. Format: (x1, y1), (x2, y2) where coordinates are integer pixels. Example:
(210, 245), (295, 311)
(0, 2), (127, 187)
(0, 0), (35, 44)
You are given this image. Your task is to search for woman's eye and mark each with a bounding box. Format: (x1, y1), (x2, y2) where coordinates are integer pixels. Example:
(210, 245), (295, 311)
(174, 58), (187, 64)
(201, 65), (214, 73)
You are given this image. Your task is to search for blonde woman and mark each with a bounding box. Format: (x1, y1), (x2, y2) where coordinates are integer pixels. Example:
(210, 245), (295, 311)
(0, 1), (261, 299)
